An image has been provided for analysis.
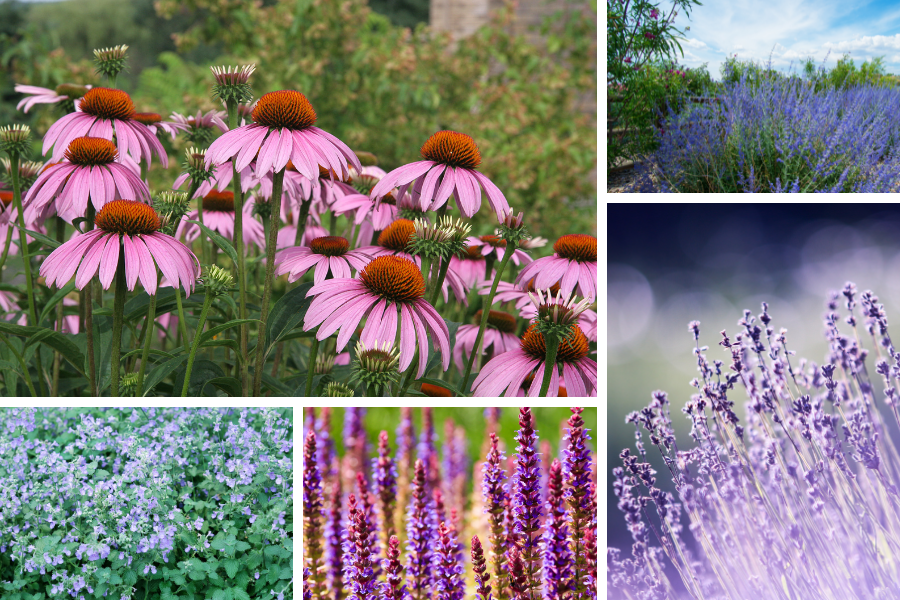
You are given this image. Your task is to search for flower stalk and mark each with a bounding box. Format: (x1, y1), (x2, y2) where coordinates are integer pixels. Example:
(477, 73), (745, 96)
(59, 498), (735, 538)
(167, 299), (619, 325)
(109, 252), (127, 396)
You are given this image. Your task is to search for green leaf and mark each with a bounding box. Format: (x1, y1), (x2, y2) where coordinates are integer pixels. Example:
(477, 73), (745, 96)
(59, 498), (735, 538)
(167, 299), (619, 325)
(0, 322), (86, 377)
(224, 558), (240, 579)
(210, 538), (228, 551)
(187, 220), (238, 263)
(232, 589), (251, 600)
(264, 545), (281, 557)
(172, 359), (224, 396)
(278, 566), (291, 579)
(189, 570), (206, 581)
(37, 280), (76, 326)
(260, 373), (292, 396)
(212, 590), (226, 600)
(265, 282), (314, 349)
(141, 355), (188, 396)
(93, 583), (109, 598)
(200, 318), (261, 345)
(15, 225), (60, 249)
(124, 570), (138, 586)
(171, 573), (186, 586)
(267, 568), (279, 584)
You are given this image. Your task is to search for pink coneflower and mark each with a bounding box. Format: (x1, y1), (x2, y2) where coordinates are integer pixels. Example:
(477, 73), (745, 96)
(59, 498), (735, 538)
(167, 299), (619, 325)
(41, 200), (199, 294)
(23, 137), (150, 224)
(480, 278), (561, 311)
(15, 83), (91, 113)
(176, 190), (265, 250)
(369, 130), (510, 219)
(169, 109), (228, 139)
(303, 255), (450, 378)
(468, 234), (533, 266)
(204, 90), (361, 179)
(42, 87), (168, 167)
(453, 309), (520, 372)
(515, 234), (597, 302)
(448, 245), (488, 289)
(275, 236), (373, 284)
(332, 168), (401, 230)
(0, 290), (26, 326)
(472, 324), (596, 397)
(277, 218), (327, 250)
(132, 112), (191, 140)
(520, 303), (597, 343)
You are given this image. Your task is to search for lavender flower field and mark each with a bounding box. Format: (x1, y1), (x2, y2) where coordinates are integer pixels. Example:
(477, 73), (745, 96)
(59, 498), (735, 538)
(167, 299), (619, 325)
(630, 71), (900, 192)
(0, 407), (293, 600)
(608, 282), (900, 598)
(302, 407), (598, 600)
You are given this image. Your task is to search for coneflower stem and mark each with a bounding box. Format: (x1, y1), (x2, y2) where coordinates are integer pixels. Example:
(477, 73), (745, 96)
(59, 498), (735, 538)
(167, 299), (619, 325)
(429, 256), (451, 306)
(174, 288), (189, 348)
(305, 334), (319, 397)
(51, 217), (65, 396)
(460, 240), (517, 394)
(181, 291), (213, 396)
(109, 253), (127, 396)
(85, 206), (96, 397)
(253, 167), (285, 395)
(226, 101), (250, 396)
(295, 196), (312, 247)
(0, 223), (14, 283)
(538, 332), (560, 397)
(136, 282), (158, 396)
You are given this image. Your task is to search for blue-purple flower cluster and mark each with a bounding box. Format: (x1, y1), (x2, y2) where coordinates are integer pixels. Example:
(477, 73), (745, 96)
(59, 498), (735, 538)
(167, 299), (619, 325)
(630, 64), (900, 192)
(0, 407), (293, 600)
(610, 283), (900, 598)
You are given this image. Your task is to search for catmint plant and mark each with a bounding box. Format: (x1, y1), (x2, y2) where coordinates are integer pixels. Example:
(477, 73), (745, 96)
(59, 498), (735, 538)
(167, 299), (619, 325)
(1, 408), (293, 600)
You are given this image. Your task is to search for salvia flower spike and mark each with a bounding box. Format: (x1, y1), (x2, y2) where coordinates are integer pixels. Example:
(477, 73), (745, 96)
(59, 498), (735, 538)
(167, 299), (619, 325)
(405, 459), (434, 600)
(304, 430), (325, 600)
(482, 432), (509, 600)
(511, 407), (543, 600)
(472, 535), (493, 600)
(564, 407), (592, 600)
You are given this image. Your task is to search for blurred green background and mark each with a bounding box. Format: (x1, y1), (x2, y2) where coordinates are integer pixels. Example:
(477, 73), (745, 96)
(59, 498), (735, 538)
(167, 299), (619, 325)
(0, 0), (596, 241)
(312, 406), (597, 479)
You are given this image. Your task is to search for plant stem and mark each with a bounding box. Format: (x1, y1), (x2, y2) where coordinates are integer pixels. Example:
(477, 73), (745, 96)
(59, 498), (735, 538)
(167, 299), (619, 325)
(109, 252), (127, 396)
(181, 291), (213, 396)
(429, 254), (451, 306)
(51, 217), (65, 395)
(225, 100), (250, 396)
(538, 331), (560, 397)
(460, 240), (517, 394)
(305, 334), (319, 397)
(252, 167), (285, 395)
(175, 288), (189, 348)
(295, 196), (312, 247)
(84, 205), (97, 396)
(136, 285), (158, 396)
(0, 224), (14, 283)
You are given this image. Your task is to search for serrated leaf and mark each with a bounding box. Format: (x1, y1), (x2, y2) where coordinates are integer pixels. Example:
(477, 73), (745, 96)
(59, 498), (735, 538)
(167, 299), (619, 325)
(189, 570), (206, 581)
(124, 570), (138, 586)
(210, 538), (227, 551)
(232, 588), (251, 600)
(278, 566), (291, 579)
(278, 546), (291, 559)
(267, 568), (279, 584)
(224, 558), (240, 579)
(171, 574), (186, 585)
(264, 545), (280, 557)
(212, 590), (226, 600)
(234, 540), (251, 552)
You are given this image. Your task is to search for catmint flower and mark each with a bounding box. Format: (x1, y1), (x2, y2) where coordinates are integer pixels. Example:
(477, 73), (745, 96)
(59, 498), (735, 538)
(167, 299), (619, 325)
(256, 572), (260, 580)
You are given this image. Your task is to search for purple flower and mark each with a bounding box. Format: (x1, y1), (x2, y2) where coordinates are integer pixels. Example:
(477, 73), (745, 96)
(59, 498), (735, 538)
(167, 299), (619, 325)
(564, 408), (592, 600)
(304, 567), (312, 600)
(374, 431), (398, 549)
(327, 474), (345, 600)
(482, 432), (508, 598)
(543, 459), (572, 600)
(304, 430), (325, 599)
(471, 535), (492, 600)
(381, 535), (405, 600)
(644, 32), (655, 39)
(510, 407), (542, 600)
(405, 460), (433, 600)
(432, 521), (464, 600)
(344, 494), (377, 600)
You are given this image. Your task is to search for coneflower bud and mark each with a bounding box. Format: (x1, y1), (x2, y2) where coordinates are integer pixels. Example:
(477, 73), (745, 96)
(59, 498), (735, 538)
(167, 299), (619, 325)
(200, 264), (234, 297)
(154, 191), (191, 236)
(497, 207), (530, 246)
(315, 352), (336, 375)
(119, 372), (140, 397)
(0, 157), (41, 191)
(251, 195), (272, 220)
(324, 382), (354, 397)
(210, 64), (256, 105)
(182, 147), (215, 187)
(93, 45), (129, 81)
(0, 124), (31, 157)
(356, 150), (378, 166)
(350, 340), (401, 394)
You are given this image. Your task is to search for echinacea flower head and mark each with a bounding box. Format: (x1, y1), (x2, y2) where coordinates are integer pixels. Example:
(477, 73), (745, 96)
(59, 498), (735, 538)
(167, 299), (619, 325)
(516, 234), (597, 302)
(132, 111), (190, 140)
(15, 83), (91, 113)
(453, 309), (520, 372)
(174, 147), (216, 193)
(370, 130), (510, 219)
(325, 381), (355, 397)
(0, 124), (31, 156)
(205, 89), (361, 179)
(93, 45), (129, 79)
(468, 234), (532, 266)
(0, 157), (42, 194)
(526, 288), (592, 327)
(449, 246), (487, 289)
(349, 339), (401, 392)
(40, 199), (200, 295)
(23, 136), (150, 224)
(303, 255), (450, 378)
(472, 324), (596, 397)
(42, 87), (168, 167)
(210, 64), (256, 105)
(274, 236), (373, 285)
(169, 110), (228, 145)
(176, 189), (265, 250)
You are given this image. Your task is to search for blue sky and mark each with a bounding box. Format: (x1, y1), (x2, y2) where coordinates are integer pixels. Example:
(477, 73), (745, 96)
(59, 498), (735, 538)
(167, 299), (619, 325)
(667, 0), (900, 79)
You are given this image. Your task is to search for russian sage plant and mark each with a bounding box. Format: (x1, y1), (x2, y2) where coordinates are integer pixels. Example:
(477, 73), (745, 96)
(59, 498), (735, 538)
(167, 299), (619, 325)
(0, 407), (293, 600)
(302, 408), (597, 600)
(609, 283), (900, 598)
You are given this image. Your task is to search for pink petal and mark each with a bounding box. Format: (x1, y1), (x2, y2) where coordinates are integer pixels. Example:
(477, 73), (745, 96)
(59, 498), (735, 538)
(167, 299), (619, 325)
(254, 127), (283, 175)
(234, 127), (270, 172)
(432, 166), (456, 210)
(370, 162), (434, 200)
(73, 233), (110, 289)
(131, 236), (158, 295)
(97, 234), (121, 290)
(123, 235), (140, 291)
(471, 170), (510, 219)
(418, 163), (445, 207)
(398, 303), (417, 374)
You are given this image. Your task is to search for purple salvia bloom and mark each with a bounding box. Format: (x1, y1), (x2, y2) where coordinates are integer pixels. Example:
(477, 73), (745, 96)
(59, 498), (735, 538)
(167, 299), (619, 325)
(304, 430), (325, 600)
(327, 469), (345, 600)
(471, 535), (492, 600)
(507, 546), (528, 600)
(543, 459), (572, 600)
(344, 494), (377, 600)
(381, 535), (406, 600)
(510, 407), (542, 600)
(482, 433), (508, 600)
(304, 567), (312, 600)
(564, 407), (592, 600)
(374, 431), (398, 551)
(432, 521), (464, 600)
(405, 459), (433, 600)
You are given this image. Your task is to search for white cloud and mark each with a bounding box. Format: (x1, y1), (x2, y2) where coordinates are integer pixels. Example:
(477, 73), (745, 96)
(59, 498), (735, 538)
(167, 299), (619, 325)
(681, 38), (708, 49)
(824, 34), (900, 52)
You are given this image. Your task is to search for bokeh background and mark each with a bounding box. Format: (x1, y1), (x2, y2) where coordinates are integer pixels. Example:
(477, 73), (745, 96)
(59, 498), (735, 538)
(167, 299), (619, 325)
(608, 202), (900, 555)
(313, 406), (597, 474)
(0, 0), (596, 241)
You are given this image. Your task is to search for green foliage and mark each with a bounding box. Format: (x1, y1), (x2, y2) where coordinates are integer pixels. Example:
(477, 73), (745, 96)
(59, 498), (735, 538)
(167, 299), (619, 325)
(800, 53), (897, 92)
